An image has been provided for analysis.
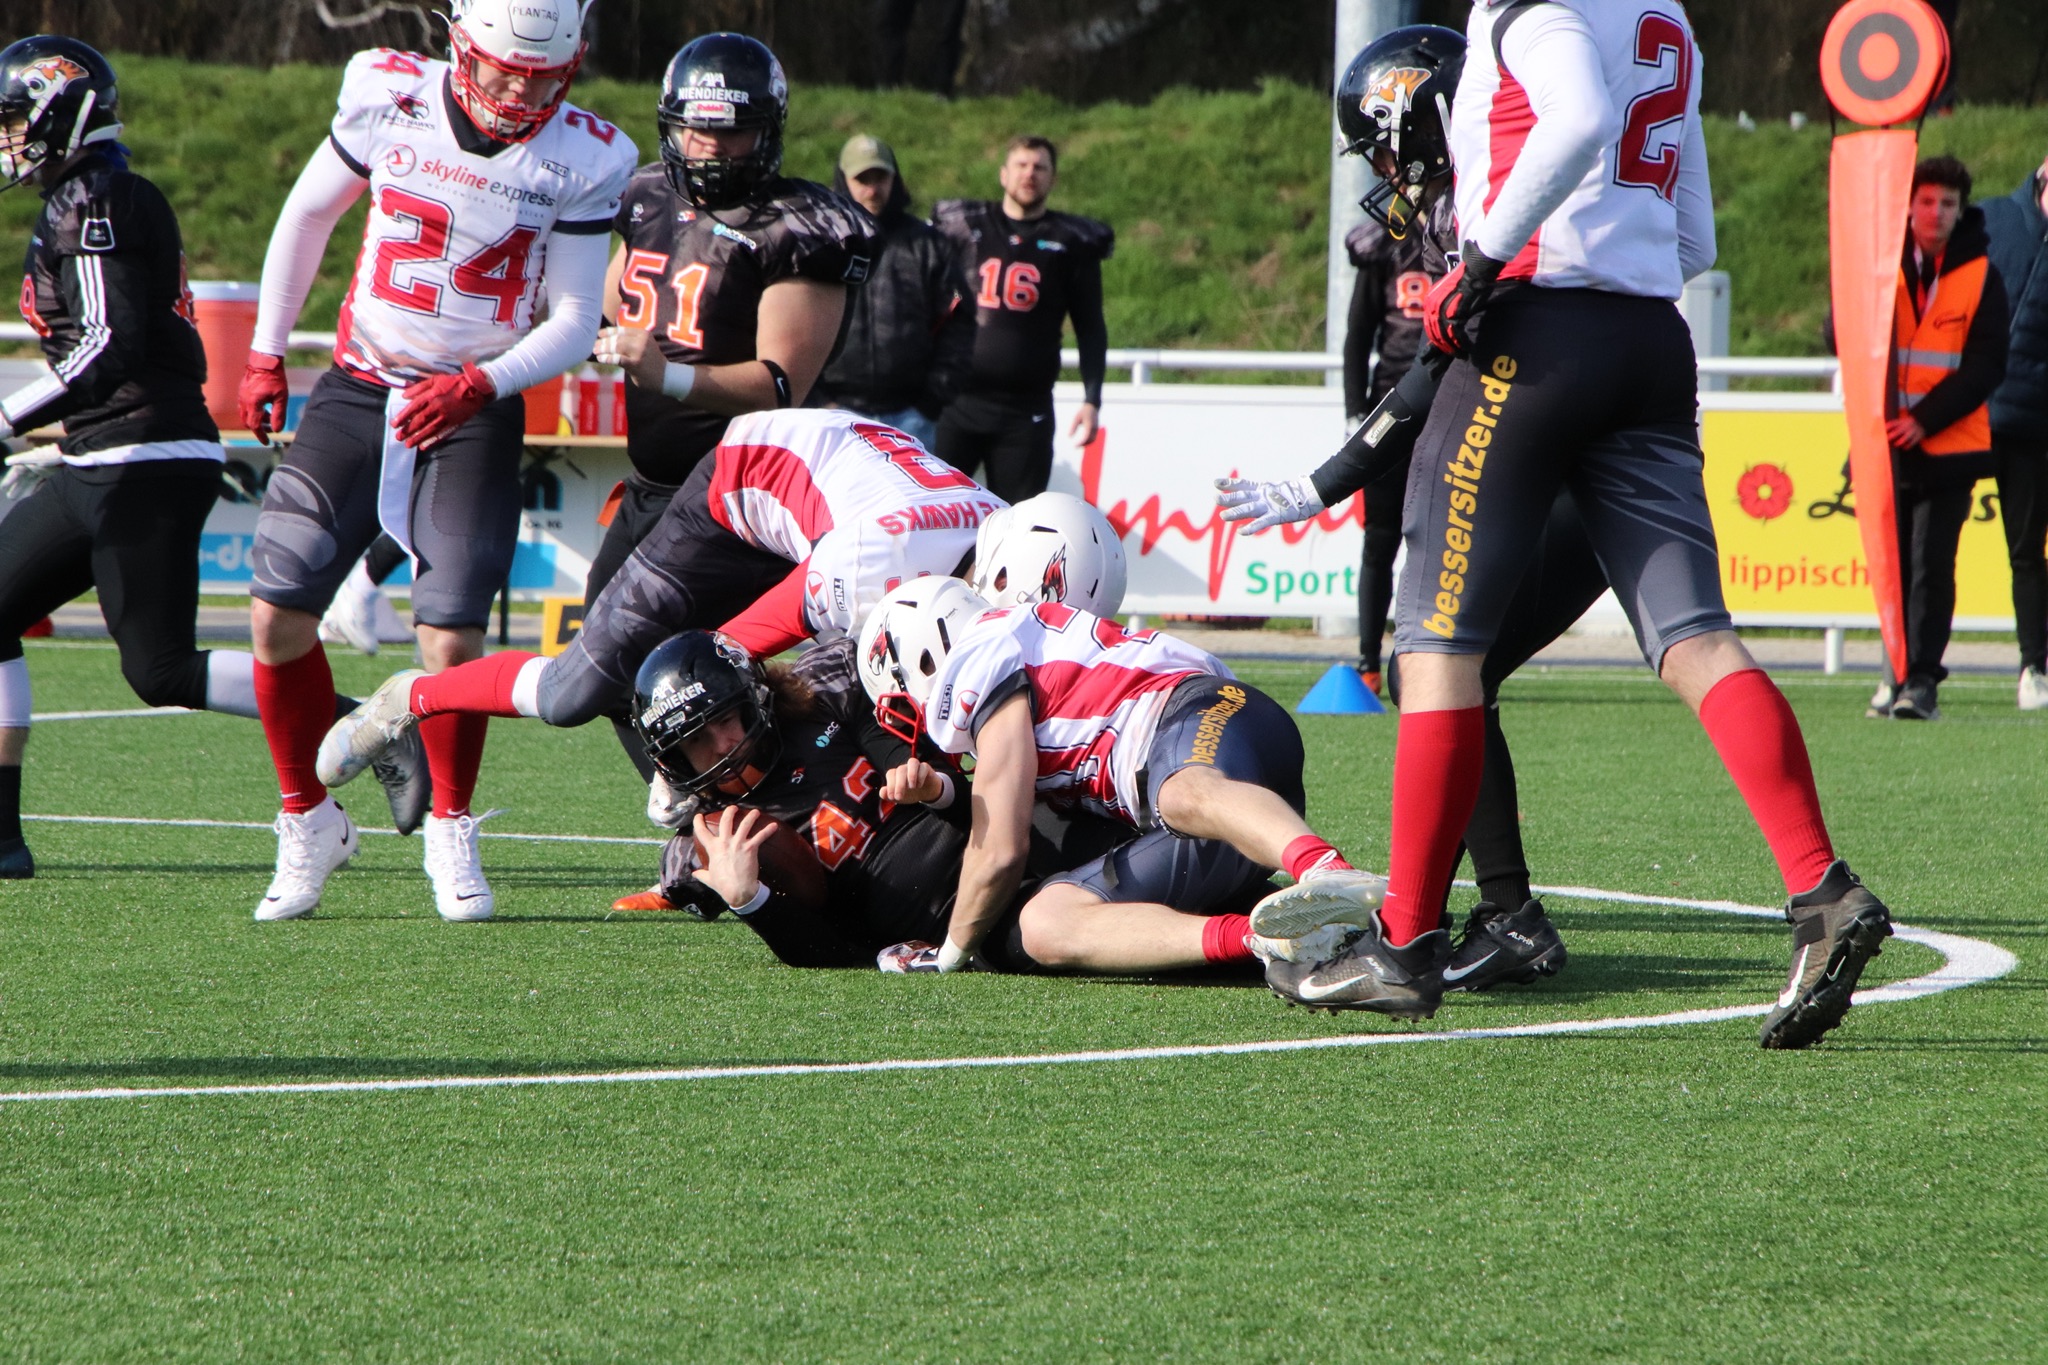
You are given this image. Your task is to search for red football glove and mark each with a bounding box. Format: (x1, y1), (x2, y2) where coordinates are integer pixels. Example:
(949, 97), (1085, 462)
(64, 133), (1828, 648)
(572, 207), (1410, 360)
(1423, 240), (1507, 357)
(237, 352), (289, 446)
(392, 363), (497, 450)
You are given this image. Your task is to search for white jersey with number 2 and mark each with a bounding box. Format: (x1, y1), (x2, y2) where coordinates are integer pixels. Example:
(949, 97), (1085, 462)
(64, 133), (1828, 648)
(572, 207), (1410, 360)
(328, 49), (637, 383)
(921, 604), (1232, 826)
(1453, 0), (1714, 300)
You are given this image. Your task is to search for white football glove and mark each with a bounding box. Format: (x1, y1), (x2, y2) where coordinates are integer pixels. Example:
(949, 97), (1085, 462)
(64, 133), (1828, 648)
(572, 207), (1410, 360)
(1213, 475), (1324, 534)
(646, 771), (698, 830)
(1, 446), (61, 501)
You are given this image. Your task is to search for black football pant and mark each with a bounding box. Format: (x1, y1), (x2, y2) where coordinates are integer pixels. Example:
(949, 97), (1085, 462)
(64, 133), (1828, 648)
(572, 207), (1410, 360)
(1390, 489), (1611, 916)
(1357, 462), (1407, 672)
(583, 472), (685, 783)
(1995, 438), (2048, 673)
(0, 459), (222, 709)
(935, 391), (1056, 503)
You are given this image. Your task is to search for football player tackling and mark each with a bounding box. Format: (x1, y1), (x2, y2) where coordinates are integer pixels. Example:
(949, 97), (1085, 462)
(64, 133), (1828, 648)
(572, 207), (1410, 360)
(1259, 0), (1891, 1047)
(235, 0), (636, 921)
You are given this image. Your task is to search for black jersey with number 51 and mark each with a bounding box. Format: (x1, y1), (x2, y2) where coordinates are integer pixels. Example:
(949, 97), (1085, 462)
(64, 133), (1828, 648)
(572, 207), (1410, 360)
(611, 166), (877, 484)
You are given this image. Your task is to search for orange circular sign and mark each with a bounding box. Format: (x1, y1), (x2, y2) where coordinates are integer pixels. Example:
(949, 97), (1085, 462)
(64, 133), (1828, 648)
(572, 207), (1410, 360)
(1820, 0), (1950, 126)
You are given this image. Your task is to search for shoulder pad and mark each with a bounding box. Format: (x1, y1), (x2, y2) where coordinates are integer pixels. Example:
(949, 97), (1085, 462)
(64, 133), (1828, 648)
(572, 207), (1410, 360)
(1344, 219), (1385, 264)
(931, 199), (991, 239)
(1048, 211), (1114, 261)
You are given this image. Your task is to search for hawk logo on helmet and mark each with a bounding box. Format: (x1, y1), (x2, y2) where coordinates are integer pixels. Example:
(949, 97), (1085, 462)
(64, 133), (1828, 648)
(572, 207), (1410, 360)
(1039, 547), (1069, 604)
(1360, 66), (1430, 155)
(866, 629), (894, 676)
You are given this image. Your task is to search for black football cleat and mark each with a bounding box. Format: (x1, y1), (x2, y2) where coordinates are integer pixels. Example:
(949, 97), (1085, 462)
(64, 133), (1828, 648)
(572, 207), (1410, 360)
(1443, 899), (1567, 991)
(0, 835), (32, 879)
(1758, 860), (1893, 1050)
(1263, 910), (1449, 1020)
(371, 723), (432, 836)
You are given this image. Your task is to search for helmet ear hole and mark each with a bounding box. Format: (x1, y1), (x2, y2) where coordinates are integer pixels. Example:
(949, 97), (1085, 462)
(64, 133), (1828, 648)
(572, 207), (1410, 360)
(992, 568), (1008, 591)
(918, 649), (936, 678)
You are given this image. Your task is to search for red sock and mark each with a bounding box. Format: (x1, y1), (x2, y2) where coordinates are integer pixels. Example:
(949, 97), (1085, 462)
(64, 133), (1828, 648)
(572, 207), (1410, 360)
(1381, 706), (1486, 945)
(1202, 913), (1255, 964)
(1697, 669), (1835, 894)
(254, 646), (336, 814)
(421, 712), (489, 819)
(410, 650), (538, 719)
(1281, 835), (1353, 881)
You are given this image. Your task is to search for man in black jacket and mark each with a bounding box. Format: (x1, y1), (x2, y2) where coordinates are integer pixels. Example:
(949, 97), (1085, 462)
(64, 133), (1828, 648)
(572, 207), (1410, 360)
(811, 134), (973, 449)
(1981, 151), (2048, 709)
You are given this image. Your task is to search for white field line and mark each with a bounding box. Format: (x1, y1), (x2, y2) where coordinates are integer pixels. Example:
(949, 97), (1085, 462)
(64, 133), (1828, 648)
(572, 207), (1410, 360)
(0, 858), (2015, 1104)
(22, 812), (664, 847)
(30, 706), (193, 721)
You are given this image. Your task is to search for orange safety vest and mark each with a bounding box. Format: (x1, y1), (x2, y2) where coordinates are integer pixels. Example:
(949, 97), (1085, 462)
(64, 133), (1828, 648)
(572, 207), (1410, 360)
(1892, 252), (1991, 454)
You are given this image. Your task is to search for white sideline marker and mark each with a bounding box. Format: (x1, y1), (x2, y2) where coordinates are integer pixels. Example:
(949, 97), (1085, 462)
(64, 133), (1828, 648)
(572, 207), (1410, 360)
(0, 845), (2015, 1104)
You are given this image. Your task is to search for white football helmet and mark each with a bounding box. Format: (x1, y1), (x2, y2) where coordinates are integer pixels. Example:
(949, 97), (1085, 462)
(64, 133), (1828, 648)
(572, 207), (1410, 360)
(448, 0), (590, 142)
(970, 492), (1127, 617)
(857, 577), (991, 740)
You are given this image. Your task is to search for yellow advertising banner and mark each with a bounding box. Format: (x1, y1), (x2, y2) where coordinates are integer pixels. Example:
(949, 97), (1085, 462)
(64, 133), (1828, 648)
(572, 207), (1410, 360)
(1701, 408), (2012, 624)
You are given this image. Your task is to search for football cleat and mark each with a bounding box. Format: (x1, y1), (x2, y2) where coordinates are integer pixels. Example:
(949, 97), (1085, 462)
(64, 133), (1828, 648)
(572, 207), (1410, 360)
(1865, 680), (1895, 718)
(1263, 909), (1449, 1020)
(1248, 866), (1388, 942)
(318, 560), (383, 656)
(611, 886), (677, 912)
(256, 798), (358, 920)
(369, 723), (431, 836)
(0, 834), (33, 879)
(1758, 860), (1892, 1050)
(423, 812), (494, 921)
(877, 940), (943, 973)
(316, 668), (424, 789)
(1443, 899), (1568, 991)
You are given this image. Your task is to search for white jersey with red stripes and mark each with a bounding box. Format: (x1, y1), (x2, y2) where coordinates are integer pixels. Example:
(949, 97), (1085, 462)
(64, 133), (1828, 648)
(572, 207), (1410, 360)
(921, 603), (1233, 825)
(707, 409), (1006, 645)
(1452, 0), (1713, 300)
(328, 48), (637, 383)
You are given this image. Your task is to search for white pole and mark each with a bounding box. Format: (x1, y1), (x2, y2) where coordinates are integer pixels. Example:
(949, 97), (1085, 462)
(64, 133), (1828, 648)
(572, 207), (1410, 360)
(1326, 0), (1419, 393)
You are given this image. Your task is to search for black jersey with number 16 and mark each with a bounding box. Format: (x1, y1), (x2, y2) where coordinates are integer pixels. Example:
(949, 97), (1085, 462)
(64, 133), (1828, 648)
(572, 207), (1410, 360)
(611, 167), (877, 484)
(933, 199), (1113, 404)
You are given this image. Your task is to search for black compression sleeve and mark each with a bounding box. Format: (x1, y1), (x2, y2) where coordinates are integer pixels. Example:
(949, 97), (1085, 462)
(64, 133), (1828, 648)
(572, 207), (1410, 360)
(1309, 350), (1447, 505)
(1343, 263), (1382, 419)
(1070, 255), (1108, 406)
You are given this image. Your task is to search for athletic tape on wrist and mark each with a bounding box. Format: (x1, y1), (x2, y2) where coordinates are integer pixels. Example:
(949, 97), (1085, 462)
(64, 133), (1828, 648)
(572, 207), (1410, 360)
(936, 940), (970, 973)
(660, 361), (697, 402)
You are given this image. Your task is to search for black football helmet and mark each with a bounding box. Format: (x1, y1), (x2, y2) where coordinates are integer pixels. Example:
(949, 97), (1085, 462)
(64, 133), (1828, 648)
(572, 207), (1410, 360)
(1336, 25), (1464, 239)
(0, 36), (120, 192)
(631, 631), (782, 800)
(657, 33), (788, 210)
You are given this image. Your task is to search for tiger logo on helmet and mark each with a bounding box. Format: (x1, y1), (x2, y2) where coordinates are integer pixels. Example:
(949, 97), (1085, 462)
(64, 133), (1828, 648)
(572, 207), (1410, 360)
(21, 56), (87, 104)
(1359, 66), (1430, 154)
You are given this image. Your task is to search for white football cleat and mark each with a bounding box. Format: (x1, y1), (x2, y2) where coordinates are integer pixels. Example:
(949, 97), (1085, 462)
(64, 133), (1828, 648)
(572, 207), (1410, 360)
(319, 560), (384, 656)
(423, 812), (495, 921)
(2020, 667), (2048, 712)
(317, 668), (424, 789)
(1248, 867), (1389, 944)
(256, 798), (359, 920)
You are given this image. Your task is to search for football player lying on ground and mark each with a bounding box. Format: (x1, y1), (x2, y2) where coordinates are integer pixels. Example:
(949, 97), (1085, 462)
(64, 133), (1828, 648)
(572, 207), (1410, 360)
(314, 407), (1005, 901)
(0, 36), (425, 879)
(855, 578), (1386, 981)
(1214, 25), (1602, 993)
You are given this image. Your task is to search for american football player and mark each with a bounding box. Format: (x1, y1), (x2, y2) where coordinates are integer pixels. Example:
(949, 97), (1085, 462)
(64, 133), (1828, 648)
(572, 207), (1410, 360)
(1266, 0), (1892, 1047)
(235, 0), (638, 922)
(584, 33), (876, 819)
(0, 35), (423, 879)
(856, 579), (1384, 978)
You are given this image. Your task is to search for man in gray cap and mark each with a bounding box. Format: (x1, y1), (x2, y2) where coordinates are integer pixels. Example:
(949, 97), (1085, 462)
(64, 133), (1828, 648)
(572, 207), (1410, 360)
(812, 134), (973, 448)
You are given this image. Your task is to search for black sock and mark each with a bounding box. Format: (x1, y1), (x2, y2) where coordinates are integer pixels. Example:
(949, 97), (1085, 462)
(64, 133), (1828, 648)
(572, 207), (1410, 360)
(0, 765), (22, 844)
(1466, 706), (1534, 912)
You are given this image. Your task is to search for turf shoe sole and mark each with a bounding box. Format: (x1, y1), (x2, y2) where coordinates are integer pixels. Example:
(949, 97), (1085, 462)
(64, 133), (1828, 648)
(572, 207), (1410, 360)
(1444, 899), (1568, 991)
(317, 669), (424, 790)
(1263, 911), (1448, 1020)
(370, 723), (431, 836)
(1758, 859), (1893, 1050)
(1248, 868), (1389, 942)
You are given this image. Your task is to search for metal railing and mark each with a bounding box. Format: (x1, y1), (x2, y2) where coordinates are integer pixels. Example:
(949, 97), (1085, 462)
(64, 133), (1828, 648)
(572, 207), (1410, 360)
(1058, 347), (1840, 384)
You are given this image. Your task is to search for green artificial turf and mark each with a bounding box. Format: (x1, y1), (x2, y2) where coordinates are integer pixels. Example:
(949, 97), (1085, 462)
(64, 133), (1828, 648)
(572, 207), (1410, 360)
(0, 641), (2041, 1361)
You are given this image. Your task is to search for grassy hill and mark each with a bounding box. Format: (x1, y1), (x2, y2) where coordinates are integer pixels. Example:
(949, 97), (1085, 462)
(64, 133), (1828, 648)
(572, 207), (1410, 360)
(12, 56), (2045, 359)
